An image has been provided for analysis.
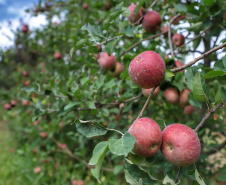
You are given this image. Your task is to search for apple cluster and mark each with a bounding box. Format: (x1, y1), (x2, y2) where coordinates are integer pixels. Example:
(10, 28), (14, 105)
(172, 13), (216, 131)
(127, 51), (200, 166)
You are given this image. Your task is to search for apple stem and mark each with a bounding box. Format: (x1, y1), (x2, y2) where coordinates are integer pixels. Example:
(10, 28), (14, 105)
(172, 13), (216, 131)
(135, 85), (159, 120)
(175, 166), (182, 183)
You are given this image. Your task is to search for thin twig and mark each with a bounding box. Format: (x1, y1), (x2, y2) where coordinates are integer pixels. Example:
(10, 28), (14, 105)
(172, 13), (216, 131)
(175, 50), (203, 55)
(204, 140), (226, 155)
(136, 85), (158, 120)
(175, 166), (182, 183)
(97, 35), (122, 46)
(171, 42), (226, 73)
(194, 101), (225, 132)
(217, 24), (226, 30)
(178, 25), (212, 50)
(148, 0), (159, 9)
(120, 31), (167, 57)
(168, 14), (181, 57)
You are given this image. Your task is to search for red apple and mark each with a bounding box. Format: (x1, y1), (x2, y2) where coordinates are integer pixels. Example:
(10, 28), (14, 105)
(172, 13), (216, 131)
(22, 71), (28, 77)
(98, 52), (116, 70)
(161, 123), (201, 166)
(32, 147), (38, 155)
(22, 100), (29, 106)
(174, 60), (184, 73)
(83, 3), (88, 10)
(173, 34), (185, 47)
(110, 62), (124, 77)
(128, 3), (146, 25)
(54, 52), (62, 59)
(172, 15), (185, 25)
(58, 143), (67, 149)
(129, 51), (165, 88)
(142, 86), (160, 98)
(179, 88), (191, 106)
(21, 24), (29, 33)
(161, 26), (168, 37)
(184, 105), (194, 115)
(164, 88), (179, 104)
(128, 117), (162, 157)
(96, 45), (102, 51)
(33, 120), (39, 126)
(33, 166), (42, 174)
(4, 103), (11, 110)
(40, 132), (47, 139)
(142, 11), (162, 33)
(10, 100), (17, 107)
(24, 80), (30, 86)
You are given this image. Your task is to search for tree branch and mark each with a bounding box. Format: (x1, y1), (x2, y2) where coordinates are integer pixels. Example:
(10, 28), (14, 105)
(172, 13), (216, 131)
(136, 85), (158, 120)
(205, 140), (226, 155)
(175, 166), (182, 183)
(171, 42), (226, 73)
(120, 31), (167, 57)
(97, 35), (122, 46)
(148, 0), (159, 9)
(194, 101), (225, 132)
(168, 14), (181, 57)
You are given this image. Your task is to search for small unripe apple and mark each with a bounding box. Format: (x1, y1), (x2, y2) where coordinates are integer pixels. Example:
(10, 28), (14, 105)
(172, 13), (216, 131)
(54, 52), (62, 60)
(129, 51), (165, 88)
(128, 3), (146, 25)
(173, 34), (185, 47)
(161, 123), (201, 166)
(164, 88), (179, 104)
(4, 103), (11, 110)
(83, 3), (88, 10)
(128, 117), (162, 157)
(58, 143), (67, 149)
(22, 71), (28, 77)
(142, 11), (162, 33)
(179, 88), (191, 106)
(32, 147), (38, 155)
(21, 24), (29, 33)
(40, 132), (47, 139)
(33, 166), (42, 174)
(24, 80), (30, 86)
(22, 100), (29, 106)
(10, 100), (17, 107)
(142, 86), (160, 98)
(98, 52), (116, 70)
(184, 105), (194, 115)
(33, 120), (39, 126)
(110, 62), (124, 77)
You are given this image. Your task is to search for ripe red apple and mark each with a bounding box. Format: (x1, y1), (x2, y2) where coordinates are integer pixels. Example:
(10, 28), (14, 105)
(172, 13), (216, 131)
(4, 103), (11, 110)
(21, 24), (29, 33)
(179, 88), (191, 106)
(83, 3), (88, 10)
(54, 52), (62, 59)
(174, 60), (184, 73)
(184, 105), (194, 115)
(22, 100), (29, 106)
(24, 80), (30, 86)
(33, 120), (39, 126)
(72, 180), (84, 185)
(40, 132), (47, 139)
(33, 166), (42, 174)
(173, 34), (185, 47)
(128, 117), (162, 157)
(142, 86), (160, 98)
(128, 3), (146, 25)
(129, 51), (165, 88)
(161, 123), (201, 166)
(98, 52), (116, 70)
(172, 15), (185, 25)
(22, 71), (28, 77)
(161, 26), (168, 37)
(110, 62), (124, 77)
(142, 11), (162, 33)
(10, 100), (17, 107)
(164, 88), (179, 104)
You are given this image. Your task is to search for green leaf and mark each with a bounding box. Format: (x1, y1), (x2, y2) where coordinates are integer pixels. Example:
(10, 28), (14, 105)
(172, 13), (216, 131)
(215, 87), (222, 104)
(87, 101), (96, 109)
(188, 92), (202, 109)
(163, 175), (176, 185)
(75, 119), (107, 138)
(217, 165), (226, 181)
(203, 0), (215, 6)
(124, 170), (140, 185)
(186, 22), (202, 32)
(193, 72), (207, 102)
(89, 141), (109, 183)
(70, 47), (75, 57)
(108, 132), (135, 156)
(194, 169), (206, 185)
(123, 25), (134, 37)
(156, 119), (166, 131)
(134, 1), (145, 14)
(222, 56), (226, 68)
(203, 71), (226, 79)
(214, 61), (226, 72)
(193, 37), (201, 50)
(185, 67), (198, 90)
(81, 23), (102, 37)
(64, 102), (80, 110)
(165, 70), (175, 78)
(76, 38), (91, 47)
(105, 38), (118, 56)
(122, 7), (131, 17)
(175, 4), (187, 12)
